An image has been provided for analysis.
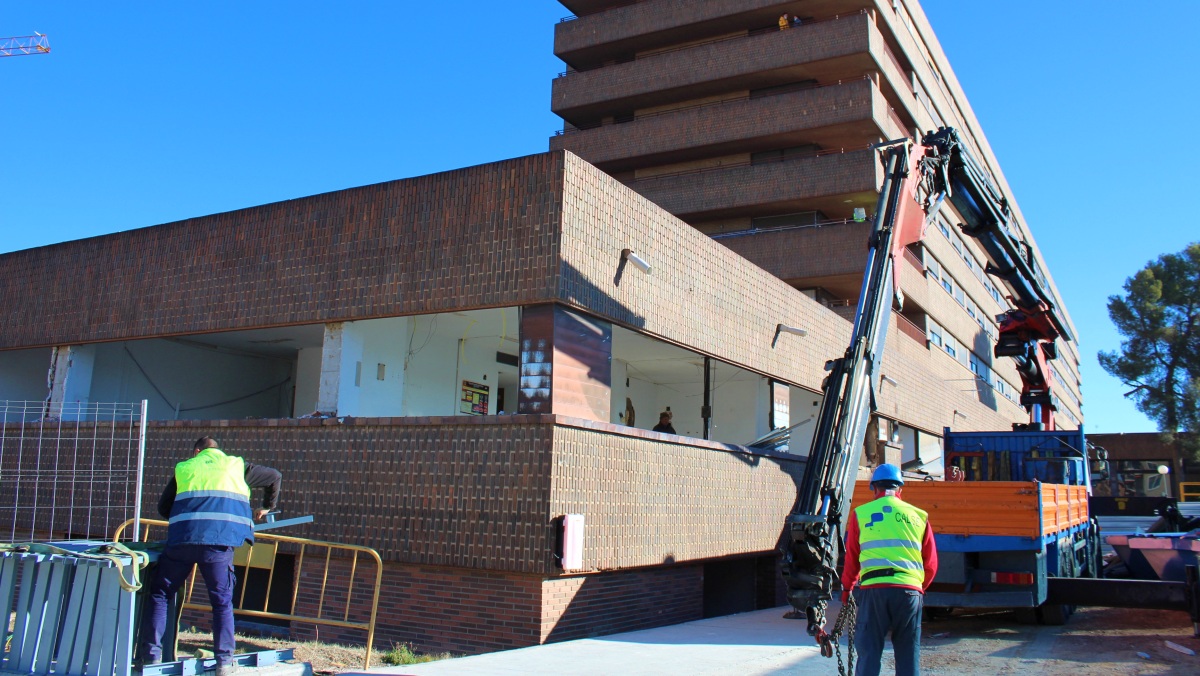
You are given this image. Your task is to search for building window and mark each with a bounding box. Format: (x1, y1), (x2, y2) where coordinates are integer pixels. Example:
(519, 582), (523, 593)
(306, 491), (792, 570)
(926, 256), (940, 280)
(938, 218), (951, 239)
(928, 321), (944, 347)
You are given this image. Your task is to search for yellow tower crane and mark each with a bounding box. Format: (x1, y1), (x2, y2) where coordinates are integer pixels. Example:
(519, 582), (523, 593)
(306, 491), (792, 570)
(1, 33), (50, 57)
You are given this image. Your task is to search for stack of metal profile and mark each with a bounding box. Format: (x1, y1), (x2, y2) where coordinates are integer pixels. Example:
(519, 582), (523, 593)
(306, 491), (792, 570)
(1, 541), (152, 676)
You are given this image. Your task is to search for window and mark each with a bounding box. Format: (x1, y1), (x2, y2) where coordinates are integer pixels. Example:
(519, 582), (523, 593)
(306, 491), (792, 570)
(926, 256), (941, 280)
(928, 321), (944, 347)
(969, 353), (990, 385)
(953, 285), (966, 306)
(938, 218), (951, 239)
(941, 276), (953, 295)
(944, 335), (957, 359)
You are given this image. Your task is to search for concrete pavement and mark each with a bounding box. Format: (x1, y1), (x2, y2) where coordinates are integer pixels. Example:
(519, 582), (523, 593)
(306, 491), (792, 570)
(356, 607), (852, 676)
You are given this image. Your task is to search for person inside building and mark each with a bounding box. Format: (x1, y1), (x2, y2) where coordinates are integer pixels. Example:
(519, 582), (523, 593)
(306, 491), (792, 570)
(841, 463), (938, 676)
(138, 437), (282, 676)
(778, 13), (792, 30)
(652, 410), (676, 434)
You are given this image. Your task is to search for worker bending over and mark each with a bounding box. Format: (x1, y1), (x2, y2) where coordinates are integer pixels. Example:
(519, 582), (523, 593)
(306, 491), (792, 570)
(841, 463), (938, 676)
(139, 437), (282, 676)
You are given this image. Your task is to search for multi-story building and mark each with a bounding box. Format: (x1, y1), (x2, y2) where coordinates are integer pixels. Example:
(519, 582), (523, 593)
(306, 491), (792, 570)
(550, 0), (1084, 431)
(0, 0), (1083, 655)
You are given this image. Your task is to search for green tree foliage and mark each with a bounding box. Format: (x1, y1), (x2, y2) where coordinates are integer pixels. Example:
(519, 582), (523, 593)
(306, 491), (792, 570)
(1099, 243), (1200, 458)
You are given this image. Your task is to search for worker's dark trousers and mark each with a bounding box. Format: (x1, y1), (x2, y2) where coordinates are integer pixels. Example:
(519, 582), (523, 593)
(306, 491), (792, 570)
(140, 545), (238, 666)
(852, 587), (923, 676)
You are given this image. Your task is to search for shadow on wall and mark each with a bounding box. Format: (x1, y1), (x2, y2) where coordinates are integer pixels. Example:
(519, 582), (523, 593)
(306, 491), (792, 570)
(542, 552), (785, 646)
(560, 260), (647, 333)
(970, 330), (999, 413)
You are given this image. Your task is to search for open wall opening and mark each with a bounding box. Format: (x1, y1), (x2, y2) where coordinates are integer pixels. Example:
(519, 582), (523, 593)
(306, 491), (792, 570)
(87, 329), (313, 421)
(609, 326), (771, 445)
(0, 348), (51, 403)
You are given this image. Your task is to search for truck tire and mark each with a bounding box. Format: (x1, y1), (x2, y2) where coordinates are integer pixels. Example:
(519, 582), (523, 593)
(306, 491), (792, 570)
(1038, 603), (1072, 626)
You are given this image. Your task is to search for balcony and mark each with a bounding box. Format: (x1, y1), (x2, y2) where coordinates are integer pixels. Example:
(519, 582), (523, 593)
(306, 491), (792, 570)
(714, 220), (872, 290)
(552, 77), (905, 173)
(621, 148), (879, 222)
(556, 0), (799, 70)
(552, 11), (875, 125)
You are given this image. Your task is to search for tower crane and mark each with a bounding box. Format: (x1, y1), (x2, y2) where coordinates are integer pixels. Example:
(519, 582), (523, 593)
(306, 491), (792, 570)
(1, 34), (51, 58)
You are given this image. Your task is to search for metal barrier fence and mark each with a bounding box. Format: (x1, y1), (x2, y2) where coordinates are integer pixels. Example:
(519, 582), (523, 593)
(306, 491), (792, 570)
(1182, 482), (1200, 502)
(114, 519), (383, 670)
(0, 400), (148, 543)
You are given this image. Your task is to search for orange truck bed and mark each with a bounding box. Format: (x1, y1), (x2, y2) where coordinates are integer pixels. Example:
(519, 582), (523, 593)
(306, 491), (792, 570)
(851, 480), (1089, 539)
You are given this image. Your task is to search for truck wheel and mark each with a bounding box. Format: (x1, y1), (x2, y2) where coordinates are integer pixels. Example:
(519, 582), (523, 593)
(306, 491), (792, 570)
(1014, 608), (1040, 625)
(1038, 604), (1071, 626)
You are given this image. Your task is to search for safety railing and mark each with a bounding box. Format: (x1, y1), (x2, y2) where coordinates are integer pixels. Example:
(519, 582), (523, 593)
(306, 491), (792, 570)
(114, 519), (382, 670)
(1182, 482), (1200, 502)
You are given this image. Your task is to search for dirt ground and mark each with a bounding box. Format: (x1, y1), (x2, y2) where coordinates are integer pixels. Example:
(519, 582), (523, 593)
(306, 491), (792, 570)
(915, 607), (1199, 675)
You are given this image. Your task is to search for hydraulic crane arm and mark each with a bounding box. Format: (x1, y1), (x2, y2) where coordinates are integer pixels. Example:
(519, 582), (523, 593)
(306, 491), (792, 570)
(920, 127), (1071, 428)
(781, 139), (933, 635)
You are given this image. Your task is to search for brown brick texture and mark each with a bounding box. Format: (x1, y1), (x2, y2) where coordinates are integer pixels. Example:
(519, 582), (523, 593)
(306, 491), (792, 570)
(620, 149), (879, 219)
(0, 153), (565, 350)
(550, 78), (889, 170)
(555, 0), (791, 61)
(551, 13), (874, 120)
(716, 220), (872, 282)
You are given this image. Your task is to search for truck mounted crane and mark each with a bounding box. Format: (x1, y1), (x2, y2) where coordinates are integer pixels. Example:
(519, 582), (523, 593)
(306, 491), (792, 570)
(774, 126), (1079, 650)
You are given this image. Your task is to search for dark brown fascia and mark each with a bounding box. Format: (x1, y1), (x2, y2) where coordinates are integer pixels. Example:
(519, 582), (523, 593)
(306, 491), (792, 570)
(623, 148), (879, 221)
(555, 0), (798, 70)
(551, 13), (874, 125)
(551, 77), (887, 173)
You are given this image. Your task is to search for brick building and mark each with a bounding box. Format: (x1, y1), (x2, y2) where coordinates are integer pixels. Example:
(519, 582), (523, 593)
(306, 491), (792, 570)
(0, 1), (1083, 655)
(550, 0), (1084, 430)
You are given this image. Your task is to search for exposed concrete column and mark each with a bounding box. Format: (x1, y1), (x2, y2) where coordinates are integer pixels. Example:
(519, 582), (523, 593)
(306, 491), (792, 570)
(315, 322), (364, 416)
(316, 323), (345, 415)
(518, 304), (612, 422)
(45, 345), (96, 416)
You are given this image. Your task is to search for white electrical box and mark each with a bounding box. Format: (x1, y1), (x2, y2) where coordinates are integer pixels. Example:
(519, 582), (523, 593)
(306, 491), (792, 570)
(562, 513), (585, 570)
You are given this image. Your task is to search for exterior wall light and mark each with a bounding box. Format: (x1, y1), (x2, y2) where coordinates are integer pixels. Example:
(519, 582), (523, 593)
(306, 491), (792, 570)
(882, 374), (898, 386)
(621, 249), (652, 274)
(776, 324), (807, 337)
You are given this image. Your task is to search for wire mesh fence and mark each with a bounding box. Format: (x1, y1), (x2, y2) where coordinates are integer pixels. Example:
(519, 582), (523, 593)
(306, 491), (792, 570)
(0, 400), (147, 543)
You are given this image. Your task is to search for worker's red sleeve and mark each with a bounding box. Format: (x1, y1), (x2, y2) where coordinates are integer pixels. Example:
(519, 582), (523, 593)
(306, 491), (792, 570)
(841, 511), (862, 596)
(921, 521), (938, 591)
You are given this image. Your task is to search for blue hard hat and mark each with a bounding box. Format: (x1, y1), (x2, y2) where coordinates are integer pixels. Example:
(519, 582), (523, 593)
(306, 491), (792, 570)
(870, 463), (904, 487)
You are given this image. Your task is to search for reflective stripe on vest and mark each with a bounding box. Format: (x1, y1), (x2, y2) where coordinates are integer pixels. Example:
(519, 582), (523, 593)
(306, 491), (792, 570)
(167, 448), (254, 547)
(854, 495), (928, 588)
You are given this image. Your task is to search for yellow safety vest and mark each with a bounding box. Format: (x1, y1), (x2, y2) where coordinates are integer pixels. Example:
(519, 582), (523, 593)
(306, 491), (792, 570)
(854, 495), (928, 588)
(167, 448), (254, 547)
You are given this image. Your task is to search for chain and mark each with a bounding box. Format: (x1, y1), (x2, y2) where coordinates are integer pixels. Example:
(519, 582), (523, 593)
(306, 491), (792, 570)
(828, 594), (857, 676)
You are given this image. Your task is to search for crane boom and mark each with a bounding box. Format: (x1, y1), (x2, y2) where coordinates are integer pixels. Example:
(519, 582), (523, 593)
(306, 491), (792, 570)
(782, 138), (934, 635)
(0, 34), (51, 58)
(776, 126), (1073, 645)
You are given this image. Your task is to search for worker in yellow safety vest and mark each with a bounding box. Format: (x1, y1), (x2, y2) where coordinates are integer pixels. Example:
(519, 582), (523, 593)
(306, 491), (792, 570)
(841, 463), (938, 676)
(138, 437), (281, 676)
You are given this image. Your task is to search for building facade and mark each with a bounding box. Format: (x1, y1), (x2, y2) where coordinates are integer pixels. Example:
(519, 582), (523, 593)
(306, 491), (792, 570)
(0, 1), (1084, 655)
(549, 0), (1084, 431)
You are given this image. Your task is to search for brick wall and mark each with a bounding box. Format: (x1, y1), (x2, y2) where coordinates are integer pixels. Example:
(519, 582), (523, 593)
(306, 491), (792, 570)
(621, 150), (878, 219)
(716, 221), (872, 283)
(551, 78), (885, 170)
(540, 565), (703, 644)
(551, 13), (873, 119)
(554, 0), (788, 60)
(0, 153), (565, 350)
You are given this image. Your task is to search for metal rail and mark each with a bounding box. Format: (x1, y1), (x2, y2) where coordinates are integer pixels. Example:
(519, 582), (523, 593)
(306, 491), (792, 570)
(113, 519), (383, 669)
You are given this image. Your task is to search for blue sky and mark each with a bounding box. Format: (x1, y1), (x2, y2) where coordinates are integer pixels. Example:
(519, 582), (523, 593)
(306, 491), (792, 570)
(3, 2), (1195, 434)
